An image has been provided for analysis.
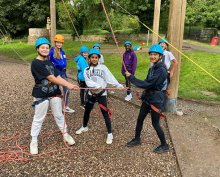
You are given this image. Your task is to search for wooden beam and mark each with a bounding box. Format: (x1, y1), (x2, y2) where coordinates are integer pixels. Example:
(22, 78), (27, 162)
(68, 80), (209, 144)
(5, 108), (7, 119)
(50, 0), (56, 46)
(166, 0), (187, 112)
(152, 0), (161, 44)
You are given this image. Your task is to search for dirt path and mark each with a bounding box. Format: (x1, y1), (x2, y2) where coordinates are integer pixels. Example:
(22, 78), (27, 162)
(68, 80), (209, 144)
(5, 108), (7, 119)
(167, 101), (220, 177)
(109, 85), (220, 177)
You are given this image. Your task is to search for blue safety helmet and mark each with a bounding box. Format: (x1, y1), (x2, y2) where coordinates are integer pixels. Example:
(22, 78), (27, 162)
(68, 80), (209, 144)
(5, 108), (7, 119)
(35, 38), (50, 48)
(158, 38), (169, 46)
(124, 41), (132, 46)
(93, 43), (101, 48)
(88, 48), (101, 58)
(80, 46), (89, 53)
(133, 45), (140, 51)
(148, 44), (164, 55)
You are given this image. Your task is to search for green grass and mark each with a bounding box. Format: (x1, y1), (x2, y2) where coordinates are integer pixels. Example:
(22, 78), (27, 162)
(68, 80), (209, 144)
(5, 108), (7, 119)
(0, 39), (220, 101)
(185, 39), (220, 49)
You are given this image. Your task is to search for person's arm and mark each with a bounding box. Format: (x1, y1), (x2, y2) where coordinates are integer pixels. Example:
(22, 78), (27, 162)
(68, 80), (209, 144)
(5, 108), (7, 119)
(121, 53), (126, 75)
(103, 65), (123, 88)
(125, 68), (165, 89)
(131, 53), (137, 75)
(47, 75), (79, 90)
(169, 58), (178, 78)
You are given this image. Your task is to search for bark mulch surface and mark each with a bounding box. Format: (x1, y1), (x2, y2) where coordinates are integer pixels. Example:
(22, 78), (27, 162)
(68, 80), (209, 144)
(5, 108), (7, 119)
(0, 57), (179, 176)
(1, 55), (220, 177)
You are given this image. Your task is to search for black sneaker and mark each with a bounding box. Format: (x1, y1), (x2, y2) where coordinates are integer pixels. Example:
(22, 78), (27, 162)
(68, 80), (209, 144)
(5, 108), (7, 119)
(127, 138), (141, 147)
(153, 144), (169, 154)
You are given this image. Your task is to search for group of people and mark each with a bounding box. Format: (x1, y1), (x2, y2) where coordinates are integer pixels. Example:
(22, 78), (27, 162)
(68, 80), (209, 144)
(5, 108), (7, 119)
(29, 34), (177, 155)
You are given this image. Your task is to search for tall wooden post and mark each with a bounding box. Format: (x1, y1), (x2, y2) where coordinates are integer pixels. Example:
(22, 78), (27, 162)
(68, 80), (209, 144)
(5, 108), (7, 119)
(152, 0), (161, 44)
(166, 0), (186, 112)
(50, 0), (56, 46)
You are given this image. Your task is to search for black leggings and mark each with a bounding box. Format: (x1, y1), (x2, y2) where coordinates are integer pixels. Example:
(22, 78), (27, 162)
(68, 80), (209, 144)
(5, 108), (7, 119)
(78, 80), (87, 105)
(134, 101), (167, 145)
(124, 76), (131, 95)
(83, 95), (112, 133)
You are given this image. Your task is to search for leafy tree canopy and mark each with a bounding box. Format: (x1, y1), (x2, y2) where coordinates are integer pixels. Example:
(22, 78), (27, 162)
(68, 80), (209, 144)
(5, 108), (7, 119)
(186, 0), (220, 28)
(0, 0), (49, 38)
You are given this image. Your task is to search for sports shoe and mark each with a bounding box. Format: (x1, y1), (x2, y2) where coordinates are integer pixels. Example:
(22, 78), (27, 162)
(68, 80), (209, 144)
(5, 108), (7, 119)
(153, 144), (169, 154)
(65, 106), (75, 113)
(106, 133), (113, 144)
(63, 133), (75, 145)
(30, 141), (38, 155)
(125, 93), (132, 101)
(75, 126), (88, 135)
(127, 138), (141, 147)
(80, 104), (85, 110)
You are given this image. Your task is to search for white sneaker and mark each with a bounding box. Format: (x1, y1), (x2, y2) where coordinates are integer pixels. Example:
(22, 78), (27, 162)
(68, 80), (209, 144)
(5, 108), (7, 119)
(125, 93), (132, 101)
(65, 106), (75, 113)
(75, 126), (88, 135)
(30, 141), (38, 155)
(63, 133), (75, 145)
(80, 105), (85, 110)
(106, 133), (113, 144)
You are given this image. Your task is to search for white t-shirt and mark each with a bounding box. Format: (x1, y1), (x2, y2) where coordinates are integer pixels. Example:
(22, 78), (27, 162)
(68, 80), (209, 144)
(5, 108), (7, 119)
(163, 50), (175, 69)
(84, 64), (121, 96)
(99, 54), (104, 64)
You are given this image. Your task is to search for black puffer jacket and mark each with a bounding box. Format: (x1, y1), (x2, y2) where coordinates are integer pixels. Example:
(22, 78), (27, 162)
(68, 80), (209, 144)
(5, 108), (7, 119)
(129, 61), (167, 109)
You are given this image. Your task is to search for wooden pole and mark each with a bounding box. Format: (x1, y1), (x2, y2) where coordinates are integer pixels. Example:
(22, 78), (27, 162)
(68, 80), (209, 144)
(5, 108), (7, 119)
(50, 0), (56, 46)
(152, 0), (161, 44)
(166, 0), (187, 112)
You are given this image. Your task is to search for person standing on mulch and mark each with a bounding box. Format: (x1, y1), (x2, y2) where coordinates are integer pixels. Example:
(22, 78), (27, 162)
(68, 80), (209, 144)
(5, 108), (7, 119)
(74, 46), (89, 109)
(121, 41), (137, 101)
(49, 34), (75, 113)
(30, 38), (79, 155)
(75, 48), (123, 144)
(125, 44), (169, 154)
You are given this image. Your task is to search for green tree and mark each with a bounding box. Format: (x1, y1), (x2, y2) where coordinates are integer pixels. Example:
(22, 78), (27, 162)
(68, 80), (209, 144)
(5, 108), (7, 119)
(0, 0), (49, 38)
(57, 0), (142, 34)
(186, 0), (220, 29)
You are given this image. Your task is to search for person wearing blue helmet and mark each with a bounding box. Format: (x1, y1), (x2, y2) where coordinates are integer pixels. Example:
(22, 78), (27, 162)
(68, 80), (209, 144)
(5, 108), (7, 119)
(125, 44), (169, 154)
(122, 40), (137, 101)
(30, 38), (79, 155)
(74, 46), (89, 109)
(158, 38), (178, 82)
(75, 48), (123, 145)
(93, 43), (104, 64)
(49, 34), (75, 113)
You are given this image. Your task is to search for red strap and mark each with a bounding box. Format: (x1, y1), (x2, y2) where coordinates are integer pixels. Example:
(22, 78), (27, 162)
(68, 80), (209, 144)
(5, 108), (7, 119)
(150, 104), (166, 119)
(166, 89), (170, 97)
(98, 104), (112, 119)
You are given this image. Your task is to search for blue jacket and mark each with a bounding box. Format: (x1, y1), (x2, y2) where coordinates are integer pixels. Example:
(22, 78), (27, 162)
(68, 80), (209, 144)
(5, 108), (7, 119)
(129, 61), (167, 108)
(49, 47), (67, 76)
(74, 55), (88, 81)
